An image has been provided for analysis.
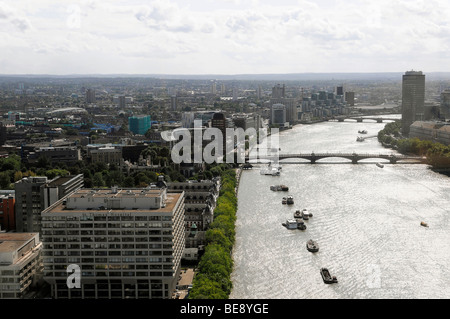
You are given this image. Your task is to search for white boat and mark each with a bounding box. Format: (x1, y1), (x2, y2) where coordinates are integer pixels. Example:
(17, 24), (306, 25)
(282, 219), (298, 229)
(260, 167), (280, 176)
(260, 164), (281, 176)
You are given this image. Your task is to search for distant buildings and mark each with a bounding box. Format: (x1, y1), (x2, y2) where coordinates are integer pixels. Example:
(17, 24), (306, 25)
(167, 179), (220, 262)
(441, 89), (450, 120)
(41, 186), (185, 299)
(402, 71), (425, 135)
(345, 91), (355, 106)
(128, 115), (151, 135)
(14, 175), (84, 233)
(409, 121), (450, 145)
(271, 103), (287, 125)
(211, 112), (227, 152)
(85, 89), (96, 104)
(170, 95), (177, 111)
(0, 232), (43, 299)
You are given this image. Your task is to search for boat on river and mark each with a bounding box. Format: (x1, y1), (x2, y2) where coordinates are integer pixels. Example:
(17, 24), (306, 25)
(260, 166), (280, 176)
(420, 221), (429, 227)
(358, 130), (368, 134)
(320, 268), (338, 284)
(306, 239), (319, 252)
(297, 219), (307, 230)
(282, 219), (298, 229)
(270, 185), (289, 191)
(286, 195), (294, 205)
(302, 209), (312, 219)
(376, 162), (384, 168)
(356, 136), (364, 142)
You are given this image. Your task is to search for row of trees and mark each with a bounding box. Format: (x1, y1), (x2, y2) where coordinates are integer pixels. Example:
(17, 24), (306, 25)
(378, 122), (450, 169)
(188, 169), (238, 299)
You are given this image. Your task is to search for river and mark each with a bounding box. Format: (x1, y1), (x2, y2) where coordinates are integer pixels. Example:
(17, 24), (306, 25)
(229, 117), (450, 299)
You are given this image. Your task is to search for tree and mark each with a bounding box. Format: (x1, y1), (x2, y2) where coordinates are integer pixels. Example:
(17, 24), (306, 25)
(93, 172), (105, 187)
(0, 172), (11, 189)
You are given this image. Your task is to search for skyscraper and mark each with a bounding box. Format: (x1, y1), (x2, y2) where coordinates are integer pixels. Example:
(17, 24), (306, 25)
(402, 71), (425, 135)
(86, 89), (96, 104)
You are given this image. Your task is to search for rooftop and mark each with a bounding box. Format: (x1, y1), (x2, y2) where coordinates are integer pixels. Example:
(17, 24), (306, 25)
(0, 233), (37, 254)
(44, 188), (183, 215)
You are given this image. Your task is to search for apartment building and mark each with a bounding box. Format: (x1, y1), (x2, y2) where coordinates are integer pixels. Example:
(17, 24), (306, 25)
(0, 233), (43, 299)
(41, 186), (185, 299)
(14, 174), (84, 233)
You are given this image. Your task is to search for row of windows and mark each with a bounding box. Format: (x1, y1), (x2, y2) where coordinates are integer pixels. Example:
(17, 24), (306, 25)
(43, 216), (171, 222)
(44, 250), (167, 257)
(44, 257), (173, 263)
(42, 229), (166, 236)
(46, 271), (174, 277)
(44, 243), (171, 250)
(42, 222), (173, 229)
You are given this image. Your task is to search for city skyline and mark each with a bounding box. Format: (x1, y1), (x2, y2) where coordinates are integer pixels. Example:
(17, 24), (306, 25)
(1, 0), (450, 75)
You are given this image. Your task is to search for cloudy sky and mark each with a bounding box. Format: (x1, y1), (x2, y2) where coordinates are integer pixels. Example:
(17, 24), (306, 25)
(1, 0), (449, 75)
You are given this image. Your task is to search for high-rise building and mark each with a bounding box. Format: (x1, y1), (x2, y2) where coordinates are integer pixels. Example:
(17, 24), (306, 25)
(440, 89), (450, 120)
(128, 115), (151, 135)
(41, 187), (185, 299)
(14, 175), (84, 233)
(211, 112), (227, 152)
(170, 95), (177, 111)
(271, 103), (287, 125)
(86, 89), (96, 104)
(402, 71), (425, 135)
(0, 233), (43, 299)
(272, 84), (285, 99)
(345, 92), (355, 106)
(336, 86), (344, 96)
(270, 84), (299, 123)
(118, 95), (126, 108)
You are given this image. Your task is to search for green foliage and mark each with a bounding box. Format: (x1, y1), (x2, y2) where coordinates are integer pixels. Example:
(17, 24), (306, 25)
(378, 122), (450, 169)
(45, 169), (70, 179)
(189, 168), (238, 299)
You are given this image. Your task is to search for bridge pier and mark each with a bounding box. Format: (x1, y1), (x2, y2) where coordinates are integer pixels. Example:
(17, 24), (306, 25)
(356, 118), (363, 122)
(389, 156), (397, 164)
(377, 119), (383, 123)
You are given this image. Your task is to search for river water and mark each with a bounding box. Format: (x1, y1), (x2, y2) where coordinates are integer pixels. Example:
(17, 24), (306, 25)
(230, 117), (450, 299)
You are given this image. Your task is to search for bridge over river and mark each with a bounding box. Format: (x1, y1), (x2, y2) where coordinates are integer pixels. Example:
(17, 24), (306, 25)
(328, 116), (400, 123)
(245, 152), (426, 164)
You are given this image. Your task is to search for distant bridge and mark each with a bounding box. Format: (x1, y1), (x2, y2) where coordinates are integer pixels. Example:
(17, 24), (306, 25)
(328, 116), (400, 123)
(245, 152), (426, 164)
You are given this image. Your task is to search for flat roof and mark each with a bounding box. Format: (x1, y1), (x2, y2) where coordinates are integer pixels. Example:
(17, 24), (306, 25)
(45, 191), (182, 215)
(47, 175), (79, 187)
(0, 233), (37, 253)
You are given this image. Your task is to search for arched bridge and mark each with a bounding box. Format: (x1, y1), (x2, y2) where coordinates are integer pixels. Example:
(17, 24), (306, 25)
(329, 116), (400, 123)
(245, 152), (426, 164)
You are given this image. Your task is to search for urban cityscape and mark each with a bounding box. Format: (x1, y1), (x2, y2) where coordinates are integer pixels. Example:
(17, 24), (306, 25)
(1, 0), (450, 314)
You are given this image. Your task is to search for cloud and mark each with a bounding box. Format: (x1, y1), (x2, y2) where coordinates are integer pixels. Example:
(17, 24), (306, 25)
(0, 2), (32, 32)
